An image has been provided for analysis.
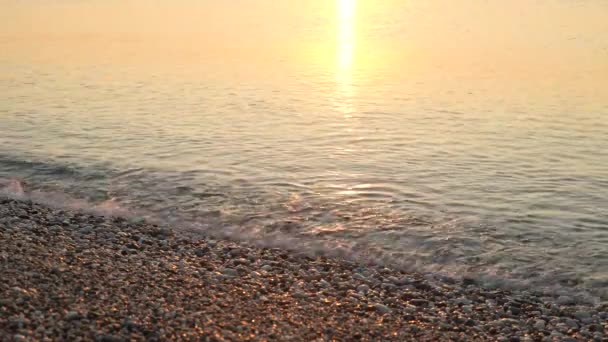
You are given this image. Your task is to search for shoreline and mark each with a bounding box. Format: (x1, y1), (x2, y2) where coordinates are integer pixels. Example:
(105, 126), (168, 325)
(1, 198), (606, 341)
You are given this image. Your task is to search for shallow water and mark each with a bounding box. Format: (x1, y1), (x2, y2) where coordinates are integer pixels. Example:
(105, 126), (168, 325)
(1, 0), (608, 301)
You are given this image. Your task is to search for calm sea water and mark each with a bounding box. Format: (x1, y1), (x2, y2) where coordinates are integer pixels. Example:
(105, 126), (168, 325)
(1, 1), (607, 301)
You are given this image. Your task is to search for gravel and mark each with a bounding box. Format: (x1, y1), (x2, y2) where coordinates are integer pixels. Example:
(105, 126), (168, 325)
(1, 198), (607, 341)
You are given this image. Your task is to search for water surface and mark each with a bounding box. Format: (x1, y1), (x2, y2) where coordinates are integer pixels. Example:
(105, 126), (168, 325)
(1, 0), (608, 301)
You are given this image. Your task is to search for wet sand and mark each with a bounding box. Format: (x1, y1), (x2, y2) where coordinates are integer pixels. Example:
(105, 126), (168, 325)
(0, 198), (606, 341)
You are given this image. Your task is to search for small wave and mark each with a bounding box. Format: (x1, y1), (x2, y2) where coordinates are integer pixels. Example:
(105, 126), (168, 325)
(0, 154), (83, 177)
(1, 176), (605, 306)
(0, 178), (132, 218)
(0, 178), (25, 197)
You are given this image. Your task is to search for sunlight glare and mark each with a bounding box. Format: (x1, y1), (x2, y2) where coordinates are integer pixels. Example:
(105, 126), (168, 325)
(337, 0), (356, 71)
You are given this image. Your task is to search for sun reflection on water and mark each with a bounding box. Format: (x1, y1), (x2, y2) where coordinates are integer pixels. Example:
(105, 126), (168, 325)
(337, 0), (356, 71)
(335, 0), (357, 115)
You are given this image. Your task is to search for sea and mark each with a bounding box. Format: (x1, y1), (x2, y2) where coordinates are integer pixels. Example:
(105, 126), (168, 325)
(1, 0), (607, 303)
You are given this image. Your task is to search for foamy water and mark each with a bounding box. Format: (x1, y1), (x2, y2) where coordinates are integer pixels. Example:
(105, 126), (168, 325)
(1, 0), (607, 302)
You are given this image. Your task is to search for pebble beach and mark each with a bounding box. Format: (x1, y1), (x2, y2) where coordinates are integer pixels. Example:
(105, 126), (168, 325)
(0, 198), (606, 341)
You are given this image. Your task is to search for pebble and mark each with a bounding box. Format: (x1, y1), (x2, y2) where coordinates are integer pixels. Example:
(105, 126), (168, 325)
(564, 318), (578, 329)
(396, 276), (414, 285)
(356, 284), (370, 294)
(292, 292), (308, 299)
(387, 276), (399, 284)
(507, 306), (521, 315)
(352, 273), (367, 281)
(555, 323), (570, 333)
(533, 319), (546, 330)
(374, 303), (391, 314)
(0, 198), (603, 341)
(250, 271), (261, 278)
(556, 296), (575, 305)
(193, 247), (209, 257)
(381, 283), (397, 291)
(462, 277), (476, 286)
(96, 334), (124, 342)
(65, 311), (81, 321)
(453, 297), (472, 305)
(409, 299), (429, 307)
(220, 268), (239, 277)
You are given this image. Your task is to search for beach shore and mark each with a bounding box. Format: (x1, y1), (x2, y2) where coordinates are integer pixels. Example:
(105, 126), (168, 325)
(0, 198), (605, 341)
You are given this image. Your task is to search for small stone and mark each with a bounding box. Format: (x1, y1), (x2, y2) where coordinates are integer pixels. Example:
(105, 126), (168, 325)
(462, 277), (476, 285)
(409, 299), (429, 307)
(65, 311), (81, 321)
(79, 227), (93, 235)
(588, 324), (602, 332)
(261, 265), (272, 272)
(194, 247), (209, 257)
(123, 319), (142, 331)
(555, 323), (569, 333)
(574, 311), (591, 320)
(387, 276), (399, 284)
(292, 292), (308, 299)
(373, 303), (391, 314)
(453, 297), (472, 305)
(229, 248), (243, 257)
(381, 283), (397, 291)
(319, 280), (331, 288)
(439, 323), (452, 331)
(11, 286), (26, 293)
(384, 297), (398, 305)
(128, 239), (140, 248)
(564, 318), (578, 329)
(233, 258), (250, 265)
(396, 276), (414, 285)
(556, 296), (575, 305)
(357, 284), (370, 294)
(402, 304), (416, 314)
(353, 273), (367, 281)
(221, 268), (239, 277)
(489, 318), (519, 328)
(130, 217), (145, 224)
(96, 334), (124, 342)
(533, 319), (546, 330)
(508, 306), (521, 315)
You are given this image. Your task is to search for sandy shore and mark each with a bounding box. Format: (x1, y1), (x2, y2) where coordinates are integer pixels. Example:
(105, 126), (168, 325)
(0, 198), (606, 341)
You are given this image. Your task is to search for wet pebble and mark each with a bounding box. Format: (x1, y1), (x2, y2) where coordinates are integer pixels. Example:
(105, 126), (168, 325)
(373, 303), (391, 314)
(0, 198), (603, 342)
